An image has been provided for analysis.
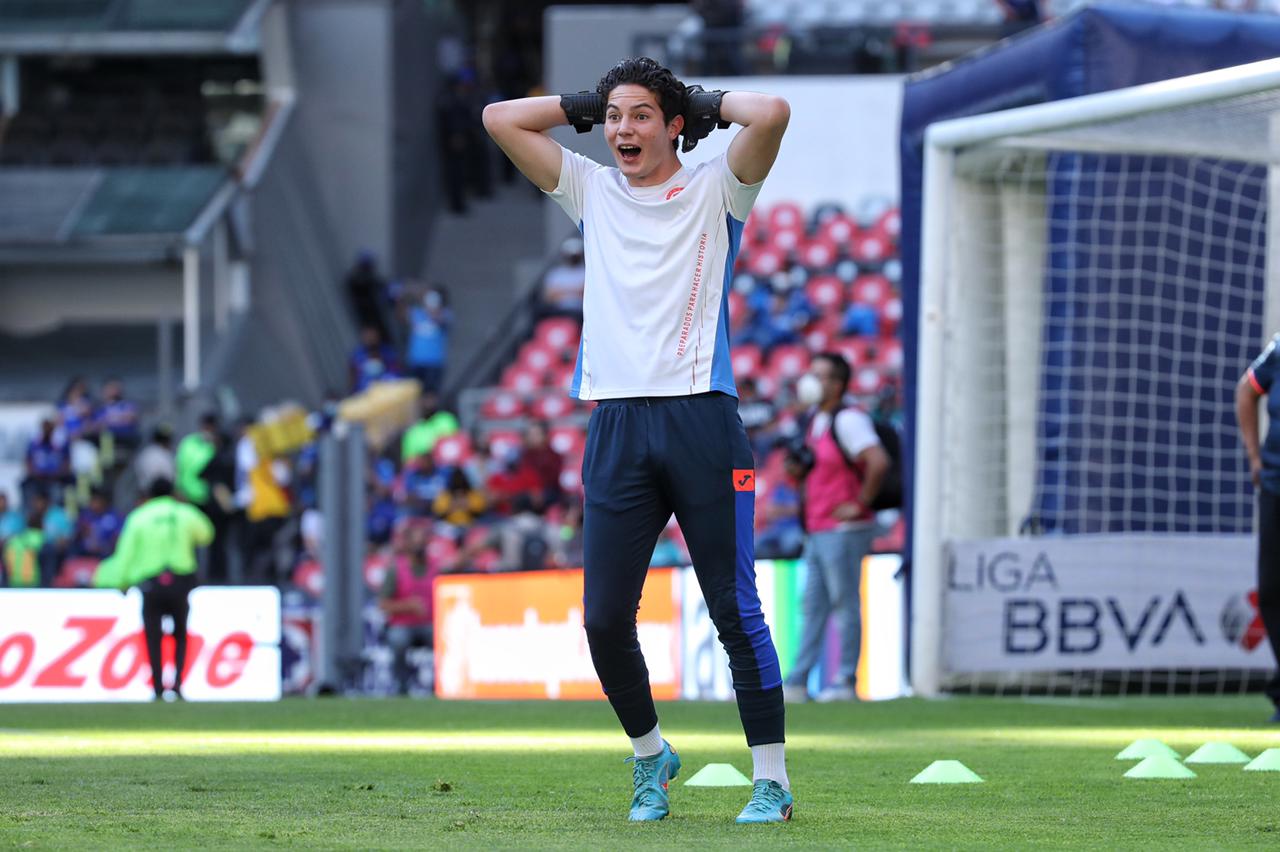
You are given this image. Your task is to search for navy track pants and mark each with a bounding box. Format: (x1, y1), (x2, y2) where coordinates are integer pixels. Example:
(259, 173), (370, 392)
(581, 391), (784, 746)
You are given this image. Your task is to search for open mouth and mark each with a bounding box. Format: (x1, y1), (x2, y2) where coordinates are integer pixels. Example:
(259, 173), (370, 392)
(617, 144), (641, 163)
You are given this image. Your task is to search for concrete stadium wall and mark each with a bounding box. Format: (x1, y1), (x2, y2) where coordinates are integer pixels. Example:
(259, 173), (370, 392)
(0, 264), (180, 334)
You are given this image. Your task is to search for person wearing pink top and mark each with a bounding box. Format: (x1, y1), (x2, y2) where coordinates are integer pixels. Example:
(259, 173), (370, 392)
(783, 353), (891, 703)
(379, 523), (438, 695)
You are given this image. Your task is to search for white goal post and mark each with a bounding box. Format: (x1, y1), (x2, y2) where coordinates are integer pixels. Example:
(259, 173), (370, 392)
(914, 58), (1280, 697)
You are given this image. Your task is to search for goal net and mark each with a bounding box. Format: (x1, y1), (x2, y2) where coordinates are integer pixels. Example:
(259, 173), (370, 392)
(913, 59), (1280, 697)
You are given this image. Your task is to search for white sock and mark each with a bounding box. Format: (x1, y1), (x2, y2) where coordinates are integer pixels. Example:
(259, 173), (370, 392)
(630, 723), (663, 758)
(752, 742), (789, 790)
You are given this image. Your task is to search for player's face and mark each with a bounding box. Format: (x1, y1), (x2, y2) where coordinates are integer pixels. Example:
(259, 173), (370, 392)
(604, 84), (682, 186)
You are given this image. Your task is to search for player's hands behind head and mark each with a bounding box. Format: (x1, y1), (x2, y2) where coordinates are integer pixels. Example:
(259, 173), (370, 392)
(680, 85), (730, 153)
(561, 91), (605, 134)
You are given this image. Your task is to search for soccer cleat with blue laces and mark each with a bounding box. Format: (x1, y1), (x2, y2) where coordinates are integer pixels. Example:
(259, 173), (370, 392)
(735, 779), (794, 824)
(625, 740), (681, 821)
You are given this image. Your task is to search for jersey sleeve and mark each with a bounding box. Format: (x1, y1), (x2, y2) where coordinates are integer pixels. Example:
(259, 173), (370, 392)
(183, 504), (215, 547)
(1248, 334), (1280, 394)
(544, 147), (602, 225)
(718, 153), (765, 223)
(834, 409), (880, 458)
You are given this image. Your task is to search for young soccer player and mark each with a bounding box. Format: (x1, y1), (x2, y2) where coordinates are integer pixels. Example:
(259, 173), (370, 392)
(484, 57), (792, 823)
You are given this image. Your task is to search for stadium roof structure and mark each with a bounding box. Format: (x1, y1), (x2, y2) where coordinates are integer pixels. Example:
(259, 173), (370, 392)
(0, 166), (234, 262)
(0, 0), (271, 55)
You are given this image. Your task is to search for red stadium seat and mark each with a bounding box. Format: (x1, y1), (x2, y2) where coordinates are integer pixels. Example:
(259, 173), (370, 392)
(500, 365), (542, 394)
(768, 343), (810, 380)
(832, 336), (875, 367)
(877, 208), (901, 241)
(485, 429), (524, 461)
(853, 365), (886, 395)
(518, 342), (556, 376)
(727, 290), (748, 331)
(292, 559), (323, 597)
(818, 214), (859, 247)
(363, 553), (391, 593)
(747, 246), (785, 277)
(433, 433), (473, 467)
(550, 424), (586, 457)
(427, 533), (459, 568)
(804, 313), (843, 353)
(804, 274), (844, 313)
(881, 296), (903, 336)
(767, 202), (805, 232)
(798, 237), (838, 271)
(731, 344), (763, 377)
(547, 362), (577, 393)
(481, 390), (526, 421)
(879, 337), (904, 372)
(850, 274), (892, 309)
(769, 226), (803, 254)
(534, 317), (581, 353)
(531, 393), (574, 420)
(559, 453), (584, 495)
(744, 211), (770, 246)
(850, 233), (889, 265)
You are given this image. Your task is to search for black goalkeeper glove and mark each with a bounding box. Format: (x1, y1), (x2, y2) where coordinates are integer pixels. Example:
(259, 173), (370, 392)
(560, 91), (604, 134)
(680, 85), (730, 153)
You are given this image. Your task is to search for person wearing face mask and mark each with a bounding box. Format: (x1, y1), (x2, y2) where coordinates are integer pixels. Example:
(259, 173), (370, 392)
(484, 58), (794, 824)
(783, 352), (891, 705)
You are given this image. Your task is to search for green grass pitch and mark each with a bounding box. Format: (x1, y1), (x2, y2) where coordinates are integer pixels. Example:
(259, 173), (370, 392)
(2, 696), (1279, 848)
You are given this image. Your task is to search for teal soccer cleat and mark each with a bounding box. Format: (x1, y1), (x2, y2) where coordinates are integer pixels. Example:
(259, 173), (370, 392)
(735, 779), (794, 824)
(625, 740), (681, 821)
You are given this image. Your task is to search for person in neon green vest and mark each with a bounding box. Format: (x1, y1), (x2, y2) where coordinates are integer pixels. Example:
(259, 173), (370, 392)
(3, 525), (45, 587)
(400, 393), (459, 463)
(94, 477), (214, 700)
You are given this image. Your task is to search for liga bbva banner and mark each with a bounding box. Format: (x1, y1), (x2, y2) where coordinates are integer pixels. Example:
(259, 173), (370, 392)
(943, 535), (1272, 672)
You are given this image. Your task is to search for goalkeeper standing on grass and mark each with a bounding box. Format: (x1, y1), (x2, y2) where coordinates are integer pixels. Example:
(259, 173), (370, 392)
(484, 57), (793, 823)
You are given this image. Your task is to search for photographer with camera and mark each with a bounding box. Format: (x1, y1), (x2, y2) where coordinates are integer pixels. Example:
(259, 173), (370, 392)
(782, 353), (891, 704)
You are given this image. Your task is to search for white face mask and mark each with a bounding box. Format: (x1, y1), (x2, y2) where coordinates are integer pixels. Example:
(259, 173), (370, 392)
(796, 373), (823, 406)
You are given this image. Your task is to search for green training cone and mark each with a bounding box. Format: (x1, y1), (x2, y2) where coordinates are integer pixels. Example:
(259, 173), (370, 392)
(683, 763), (753, 787)
(1124, 755), (1196, 779)
(909, 760), (984, 784)
(1115, 739), (1181, 760)
(1184, 742), (1252, 764)
(1243, 748), (1280, 772)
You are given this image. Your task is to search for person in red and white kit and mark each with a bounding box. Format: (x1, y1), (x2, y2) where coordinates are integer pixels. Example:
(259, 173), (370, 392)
(378, 522), (438, 696)
(783, 352), (890, 703)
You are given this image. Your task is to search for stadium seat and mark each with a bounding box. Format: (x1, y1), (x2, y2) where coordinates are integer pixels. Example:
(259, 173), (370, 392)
(747, 246), (785, 277)
(731, 344), (764, 377)
(500, 365), (542, 395)
(549, 424), (586, 457)
(767, 202), (805, 232)
(767, 343), (810, 380)
(517, 341), (556, 376)
(881, 296), (903, 336)
(854, 365), (886, 395)
(804, 313), (843, 353)
(850, 232), (890, 265)
(480, 390), (526, 421)
(56, 557), (100, 589)
(818, 213), (859, 248)
(850, 274), (893, 309)
(363, 553), (391, 593)
(427, 533), (459, 568)
(292, 559), (323, 597)
(531, 393), (574, 420)
(798, 237), (838, 271)
(534, 317), (580, 353)
(559, 453), (584, 495)
(832, 335), (875, 367)
(485, 429), (524, 461)
(770, 226), (803, 253)
(804, 274), (844, 313)
(877, 207), (901, 241)
(433, 434), (473, 467)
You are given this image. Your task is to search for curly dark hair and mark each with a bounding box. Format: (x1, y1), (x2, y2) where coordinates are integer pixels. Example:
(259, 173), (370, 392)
(595, 57), (686, 126)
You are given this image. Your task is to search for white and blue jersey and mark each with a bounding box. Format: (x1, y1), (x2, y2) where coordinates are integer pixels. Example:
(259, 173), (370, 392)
(545, 147), (764, 400)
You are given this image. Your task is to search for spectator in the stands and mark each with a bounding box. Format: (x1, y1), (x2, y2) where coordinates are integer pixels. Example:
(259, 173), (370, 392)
(350, 326), (401, 393)
(540, 236), (586, 316)
(452, 494), (553, 573)
(7, 491), (71, 587)
(650, 520), (690, 568)
(553, 498), (585, 569)
(401, 393), (460, 463)
(397, 453), (450, 518)
(432, 466), (487, 528)
(235, 419), (292, 586)
(3, 508), (44, 587)
(73, 487), (123, 559)
(379, 521), (438, 695)
(346, 251), (392, 341)
(23, 418), (70, 505)
(841, 301), (880, 338)
(367, 481), (399, 547)
(756, 459), (805, 559)
(485, 446), (542, 516)
(57, 376), (96, 442)
(95, 378), (140, 450)
(744, 288), (812, 352)
(0, 491), (22, 543)
(405, 284), (452, 393)
(176, 413), (234, 583)
(736, 377), (777, 461)
(519, 421), (563, 508)
(135, 424), (176, 494)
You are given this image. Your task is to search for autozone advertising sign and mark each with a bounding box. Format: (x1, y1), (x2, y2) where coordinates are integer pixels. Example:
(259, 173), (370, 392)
(943, 535), (1272, 672)
(0, 588), (281, 702)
